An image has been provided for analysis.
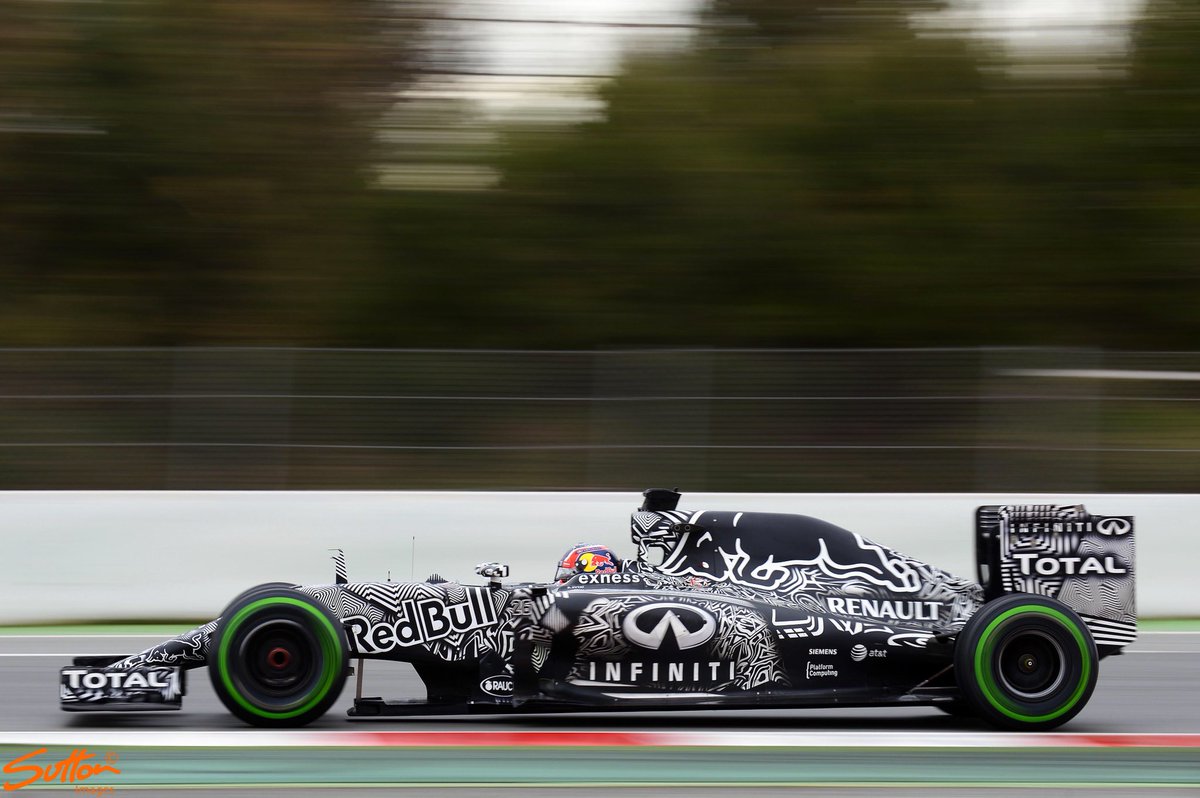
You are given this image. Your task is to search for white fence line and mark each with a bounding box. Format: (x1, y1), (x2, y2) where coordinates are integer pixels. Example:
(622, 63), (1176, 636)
(1, 491), (1191, 623)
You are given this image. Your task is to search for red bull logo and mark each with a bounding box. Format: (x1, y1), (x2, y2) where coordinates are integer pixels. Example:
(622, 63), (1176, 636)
(577, 551), (616, 573)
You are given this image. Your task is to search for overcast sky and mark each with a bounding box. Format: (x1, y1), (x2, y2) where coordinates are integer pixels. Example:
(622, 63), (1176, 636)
(388, 0), (1149, 187)
(469, 0), (1147, 76)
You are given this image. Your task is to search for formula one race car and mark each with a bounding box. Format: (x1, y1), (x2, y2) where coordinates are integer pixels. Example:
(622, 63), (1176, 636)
(60, 489), (1136, 730)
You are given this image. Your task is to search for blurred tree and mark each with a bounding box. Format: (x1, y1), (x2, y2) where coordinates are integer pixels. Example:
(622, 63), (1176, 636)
(0, 0), (433, 344)
(1, 0), (1198, 350)
(373, 0), (983, 346)
(350, 0), (1200, 349)
(1114, 0), (1200, 346)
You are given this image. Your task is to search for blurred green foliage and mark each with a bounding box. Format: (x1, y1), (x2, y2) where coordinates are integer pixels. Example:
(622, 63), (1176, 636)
(0, 0), (423, 343)
(1, 0), (1198, 348)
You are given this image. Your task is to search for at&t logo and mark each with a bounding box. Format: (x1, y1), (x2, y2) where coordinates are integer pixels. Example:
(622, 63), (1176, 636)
(850, 643), (886, 661)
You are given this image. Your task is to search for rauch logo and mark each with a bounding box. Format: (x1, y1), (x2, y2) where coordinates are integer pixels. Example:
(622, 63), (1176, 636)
(2, 748), (120, 791)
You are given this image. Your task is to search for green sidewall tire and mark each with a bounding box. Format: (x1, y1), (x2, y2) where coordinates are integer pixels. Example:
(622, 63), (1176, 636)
(954, 594), (1097, 731)
(208, 586), (348, 728)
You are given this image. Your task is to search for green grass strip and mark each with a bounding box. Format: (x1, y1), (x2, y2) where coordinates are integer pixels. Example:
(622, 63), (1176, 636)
(1138, 618), (1200, 631)
(1, 745), (1195, 788)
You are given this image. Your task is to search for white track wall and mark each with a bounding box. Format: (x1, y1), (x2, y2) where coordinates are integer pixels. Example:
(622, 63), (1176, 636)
(1, 491), (1192, 624)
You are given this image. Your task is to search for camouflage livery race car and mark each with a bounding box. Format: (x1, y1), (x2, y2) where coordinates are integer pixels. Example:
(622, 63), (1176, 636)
(60, 489), (1136, 730)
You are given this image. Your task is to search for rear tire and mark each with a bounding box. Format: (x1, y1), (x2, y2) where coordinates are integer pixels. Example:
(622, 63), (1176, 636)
(208, 586), (348, 728)
(954, 594), (1097, 731)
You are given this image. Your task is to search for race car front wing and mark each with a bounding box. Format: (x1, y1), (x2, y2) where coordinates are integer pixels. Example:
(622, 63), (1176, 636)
(60, 656), (184, 712)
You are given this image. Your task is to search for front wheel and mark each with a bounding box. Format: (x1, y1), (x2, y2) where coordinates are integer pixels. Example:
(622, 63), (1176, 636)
(208, 586), (348, 727)
(953, 594), (1097, 731)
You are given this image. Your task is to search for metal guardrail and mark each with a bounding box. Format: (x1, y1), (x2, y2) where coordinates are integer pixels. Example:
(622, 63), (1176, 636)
(2, 347), (1199, 490)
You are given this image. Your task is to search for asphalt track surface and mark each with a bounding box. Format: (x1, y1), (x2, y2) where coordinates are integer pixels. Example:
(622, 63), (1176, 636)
(1, 631), (1197, 793)
(1, 631), (1196, 732)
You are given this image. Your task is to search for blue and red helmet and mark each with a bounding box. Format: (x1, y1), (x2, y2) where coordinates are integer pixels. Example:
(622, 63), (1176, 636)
(555, 544), (621, 583)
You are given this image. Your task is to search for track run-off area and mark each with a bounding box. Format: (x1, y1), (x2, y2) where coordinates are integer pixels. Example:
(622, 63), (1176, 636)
(0, 627), (1196, 791)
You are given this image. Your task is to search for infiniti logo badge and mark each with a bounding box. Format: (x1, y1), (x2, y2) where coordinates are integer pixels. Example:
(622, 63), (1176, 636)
(623, 603), (717, 651)
(1095, 517), (1131, 536)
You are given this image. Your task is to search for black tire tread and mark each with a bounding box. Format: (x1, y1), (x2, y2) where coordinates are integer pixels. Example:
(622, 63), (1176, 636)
(953, 593), (1097, 731)
(207, 585), (347, 728)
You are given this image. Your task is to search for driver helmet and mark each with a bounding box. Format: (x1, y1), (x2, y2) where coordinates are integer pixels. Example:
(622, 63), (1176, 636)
(555, 543), (621, 583)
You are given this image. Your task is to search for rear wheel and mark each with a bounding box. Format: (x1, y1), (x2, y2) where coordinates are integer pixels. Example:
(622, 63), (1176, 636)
(208, 586), (348, 727)
(953, 594), (1097, 731)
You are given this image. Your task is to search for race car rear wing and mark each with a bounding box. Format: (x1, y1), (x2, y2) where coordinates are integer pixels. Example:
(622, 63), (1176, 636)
(975, 504), (1136, 652)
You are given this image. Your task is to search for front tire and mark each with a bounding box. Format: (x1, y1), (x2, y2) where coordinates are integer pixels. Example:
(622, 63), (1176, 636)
(208, 586), (348, 727)
(954, 594), (1097, 731)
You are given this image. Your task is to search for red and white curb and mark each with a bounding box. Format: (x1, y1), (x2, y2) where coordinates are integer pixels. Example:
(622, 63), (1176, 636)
(1, 731), (1198, 748)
